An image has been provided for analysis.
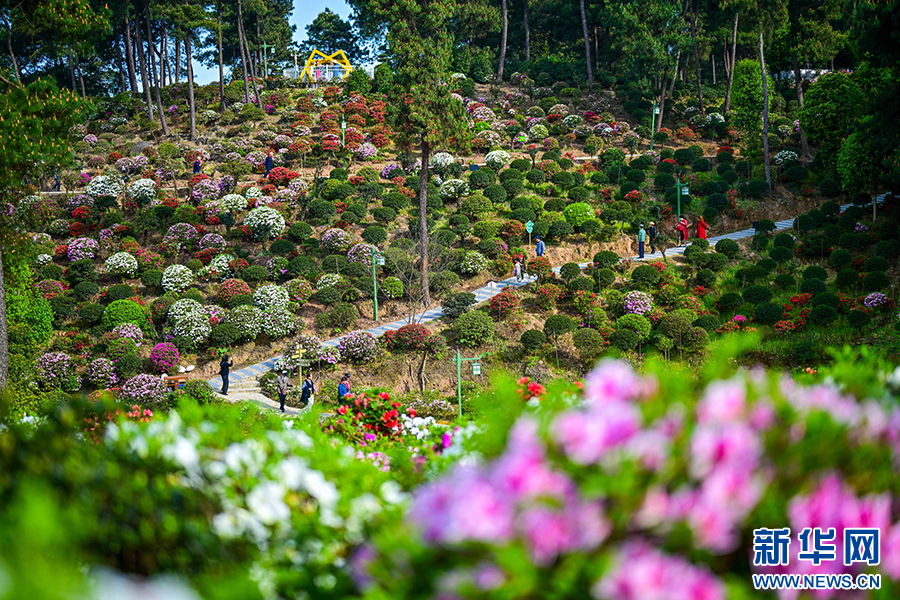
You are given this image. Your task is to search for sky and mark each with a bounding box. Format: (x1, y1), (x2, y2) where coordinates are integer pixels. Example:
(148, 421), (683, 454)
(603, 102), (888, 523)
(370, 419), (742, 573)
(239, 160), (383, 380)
(193, 0), (354, 85)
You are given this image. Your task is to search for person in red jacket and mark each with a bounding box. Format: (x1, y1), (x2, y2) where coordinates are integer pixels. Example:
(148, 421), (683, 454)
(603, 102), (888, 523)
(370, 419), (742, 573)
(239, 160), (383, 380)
(677, 217), (689, 246)
(697, 216), (708, 240)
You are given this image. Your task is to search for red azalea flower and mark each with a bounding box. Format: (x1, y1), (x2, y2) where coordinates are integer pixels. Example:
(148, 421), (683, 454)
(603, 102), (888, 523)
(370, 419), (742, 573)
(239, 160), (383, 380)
(378, 392), (390, 400)
(337, 405), (348, 415)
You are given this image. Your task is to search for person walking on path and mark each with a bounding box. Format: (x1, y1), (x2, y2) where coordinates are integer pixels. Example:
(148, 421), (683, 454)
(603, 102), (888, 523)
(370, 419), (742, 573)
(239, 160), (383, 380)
(276, 370), (291, 412)
(193, 158), (202, 175)
(219, 354), (233, 395)
(677, 217), (689, 246)
(648, 221), (658, 254)
(514, 258), (523, 281)
(535, 236), (545, 258)
(338, 373), (352, 404)
(697, 216), (708, 240)
(299, 373), (316, 408)
(264, 151), (275, 178)
(637, 224), (647, 259)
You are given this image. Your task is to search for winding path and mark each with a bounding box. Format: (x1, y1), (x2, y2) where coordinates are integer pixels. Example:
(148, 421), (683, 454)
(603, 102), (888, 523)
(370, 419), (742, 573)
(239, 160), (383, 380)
(208, 195), (888, 400)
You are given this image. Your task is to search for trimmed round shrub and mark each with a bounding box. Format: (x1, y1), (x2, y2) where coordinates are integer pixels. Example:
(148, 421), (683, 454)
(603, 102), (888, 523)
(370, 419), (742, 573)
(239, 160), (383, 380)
(544, 314), (575, 342)
(362, 225), (388, 245)
(140, 269), (163, 290)
(770, 246), (793, 264)
(631, 265), (660, 287)
(338, 330), (378, 363)
(430, 270), (461, 297)
(593, 251), (619, 269)
(807, 304), (838, 326)
(609, 329), (640, 352)
(863, 271), (889, 292)
(773, 233), (796, 249)
(774, 274), (795, 289)
(836, 269), (859, 289)
(863, 257), (889, 273)
(751, 234), (769, 252)
(811, 292), (840, 309)
(269, 238), (295, 257)
(714, 238), (740, 259)
(149, 342), (181, 373)
(74, 281), (100, 301)
(106, 284), (135, 302)
(209, 323), (242, 347)
(693, 314), (721, 332)
(800, 278), (827, 295)
(483, 184), (507, 204)
(520, 329), (547, 352)
(452, 310), (495, 348)
(572, 328), (606, 364)
(560, 262), (583, 281)
(716, 292), (742, 312)
(696, 268), (716, 288)
(101, 299), (147, 330)
(754, 302), (783, 325)
(743, 285), (773, 305)
(241, 265), (268, 283)
(803, 265), (828, 281)
(829, 249), (852, 269)
(568, 277), (594, 292)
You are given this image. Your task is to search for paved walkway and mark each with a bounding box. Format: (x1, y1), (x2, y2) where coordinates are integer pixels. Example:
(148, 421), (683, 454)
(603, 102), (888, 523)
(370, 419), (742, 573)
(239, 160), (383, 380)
(208, 194), (888, 395)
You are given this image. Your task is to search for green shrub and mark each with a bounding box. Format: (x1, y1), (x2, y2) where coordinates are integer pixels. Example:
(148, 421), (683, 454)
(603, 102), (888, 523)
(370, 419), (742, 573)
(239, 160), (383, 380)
(811, 292), (839, 309)
(362, 225), (387, 245)
(593, 251), (619, 269)
(560, 262), (582, 281)
(74, 281), (100, 301)
(609, 329), (639, 352)
(754, 302), (783, 325)
(269, 239), (295, 257)
(544, 314), (575, 342)
(818, 178), (841, 197)
(453, 310), (494, 348)
(101, 299), (147, 330)
(691, 158), (712, 172)
(430, 271), (461, 297)
(327, 302), (357, 332)
(313, 287), (341, 306)
(803, 265), (828, 280)
(140, 269), (163, 290)
(773, 233), (795, 249)
(696, 268), (716, 288)
(715, 238), (739, 259)
(115, 354), (142, 379)
(751, 234), (769, 252)
(520, 329), (547, 353)
(829, 248), (852, 269)
(769, 246), (793, 264)
(800, 278), (827, 295)
(774, 274), (795, 289)
(241, 265), (268, 283)
(40, 264), (64, 281)
(847, 310), (871, 329)
(568, 277), (594, 292)
(717, 292), (742, 312)
(442, 292), (476, 319)
(78, 302), (104, 324)
(106, 283), (135, 302)
(875, 239), (900, 259)
(863, 271), (889, 292)
(743, 285), (773, 305)
(209, 323), (241, 347)
(572, 328), (606, 364)
(807, 304), (838, 326)
(287, 222), (313, 242)
(595, 268), (616, 288)
(863, 257), (889, 273)
(632, 265), (660, 286)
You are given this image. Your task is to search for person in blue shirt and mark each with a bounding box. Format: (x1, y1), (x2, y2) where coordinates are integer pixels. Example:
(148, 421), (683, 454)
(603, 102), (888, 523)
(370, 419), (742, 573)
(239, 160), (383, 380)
(264, 151), (275, 177)
(535, 236), (545, 257)
(638, 224), (647, 259)
(337, 373), (352, 404)
(193, 158), (202, 175)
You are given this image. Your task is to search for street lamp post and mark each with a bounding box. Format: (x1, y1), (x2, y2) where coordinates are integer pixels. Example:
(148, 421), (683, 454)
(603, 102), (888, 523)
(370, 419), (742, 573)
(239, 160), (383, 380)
(676, 178), (690, 220)
(453, 350), (484, 418)
(650, 101), (660, 151)
(262, 42), (275, 78)
(371, 247), (384, 321)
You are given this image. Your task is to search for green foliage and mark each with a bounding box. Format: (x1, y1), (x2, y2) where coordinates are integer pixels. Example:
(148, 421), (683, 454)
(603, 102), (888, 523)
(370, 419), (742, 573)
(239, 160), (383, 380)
(520, 329), (547, 353)
(572, 328), (605, 364)
(732, 59), (776, 137)
(800, 73), (865, 156)
(101, 299), (148, 331)
(800, 278), (827, 295)
(807, 304), (838, 326)
(543, 314), (574, 341)
(441, 292), (476, 319)
(754, 301), (783, 325)
(563, 202), (594, 228)
(714, 238), (739, 259)
(452, 310), (494, 348)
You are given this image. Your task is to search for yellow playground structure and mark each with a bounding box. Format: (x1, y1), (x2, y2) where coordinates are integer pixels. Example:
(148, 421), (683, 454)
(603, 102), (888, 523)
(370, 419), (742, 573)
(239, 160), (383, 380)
(299, 49), (353, 83)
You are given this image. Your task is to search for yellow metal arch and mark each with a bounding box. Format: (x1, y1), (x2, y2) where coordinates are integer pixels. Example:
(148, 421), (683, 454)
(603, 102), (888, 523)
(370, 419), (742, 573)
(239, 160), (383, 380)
(299, 49), (354, 82)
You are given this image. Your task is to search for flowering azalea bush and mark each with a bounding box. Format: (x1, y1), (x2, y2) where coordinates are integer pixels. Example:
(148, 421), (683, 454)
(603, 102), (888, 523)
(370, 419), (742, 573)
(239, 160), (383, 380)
(162, 264), (195, 293)
(67, 237), (99, 261)
(149, 342), (180, 373)
(321, 228), (352, 253)
(338, 330), (379, 363)
(285, 278), (314, 304)
(459, 251), (489, 275)
(104, 251), (139, 278)
(86, 357), (118, 389)
(244, 206), (286, 240)
(489, 286), (520, 319)
(623, 291), (654, 315)
(35, 351), (80, 391)
(361, 349), (900, 599)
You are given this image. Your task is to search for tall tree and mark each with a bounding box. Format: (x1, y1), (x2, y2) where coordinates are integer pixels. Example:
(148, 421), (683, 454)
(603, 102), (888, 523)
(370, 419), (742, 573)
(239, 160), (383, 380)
(759, 28), (771, 188)
(523, 0), (530, 61)
(367, 0), (470, 308)
(300, 8), (368, 64)
(131, 7), (155, 121)
(146, 3), (169, 135)
(217, 0), (225, 112)
(688, 0), (703, 112)
(723, 11), (738, 115)
(497, 0), (508, 80)
(0, 0), (103, 390)
(579, 0), (593, 91)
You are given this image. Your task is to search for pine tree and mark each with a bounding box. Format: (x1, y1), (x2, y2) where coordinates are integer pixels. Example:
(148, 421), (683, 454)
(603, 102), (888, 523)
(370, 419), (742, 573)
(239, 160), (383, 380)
(368, 0), (471, 308)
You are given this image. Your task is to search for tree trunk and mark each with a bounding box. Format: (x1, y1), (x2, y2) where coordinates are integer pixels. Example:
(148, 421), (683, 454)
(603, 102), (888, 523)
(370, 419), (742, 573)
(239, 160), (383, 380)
(116, 41), (127, 92)
(217, 0), (226, 112)
(497, 0), (508, 81)
(174, 33), (181, 83)
(0, 246), (7, 390)
(133, 13), (156, 120)
(124, 25), (139, 93)
(724, 13), (738, 115)
(418, 140), (431, 307)
(184, 22), (197, 141)
(246, 35), (263, 107)
(657, 70), (669, 133)
(146, 6), (169, 135)
(689, 0), (703, 112)
(712, 54), (716, 84)
(523, 0), (530, 62)
(77, 58), (86, 98)
(759, 29), (772, 189)
(236, 0), (251, 100)
(256, 16), (262, 76)
(669, 49), (680, 101)
(161, 23), (170, 86)
(594, 26), (600, 74)
(4, 16), (21, 82)
(68, 51), (77, 91)
(579, 0), (593, 92)
(793, 54), (811, 159)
